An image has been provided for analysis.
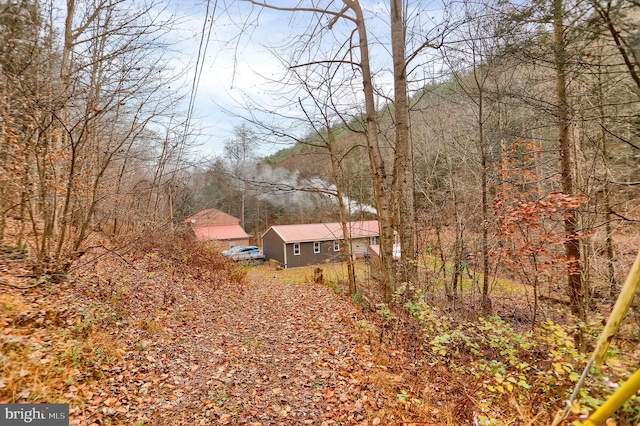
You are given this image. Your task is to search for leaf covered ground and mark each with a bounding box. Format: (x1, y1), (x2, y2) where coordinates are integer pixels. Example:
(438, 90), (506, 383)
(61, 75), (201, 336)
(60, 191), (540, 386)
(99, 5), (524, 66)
(1, 237), (439, 425)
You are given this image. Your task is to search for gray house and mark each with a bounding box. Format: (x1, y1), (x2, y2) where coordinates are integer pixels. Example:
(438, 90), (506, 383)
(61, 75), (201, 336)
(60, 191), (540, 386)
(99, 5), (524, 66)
(261, 221), (379, 268)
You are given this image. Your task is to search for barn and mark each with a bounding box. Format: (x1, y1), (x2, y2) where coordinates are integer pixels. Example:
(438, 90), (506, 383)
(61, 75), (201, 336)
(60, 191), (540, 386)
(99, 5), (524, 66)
(184, 208), (251, 248)
(261, 221), (379, 268)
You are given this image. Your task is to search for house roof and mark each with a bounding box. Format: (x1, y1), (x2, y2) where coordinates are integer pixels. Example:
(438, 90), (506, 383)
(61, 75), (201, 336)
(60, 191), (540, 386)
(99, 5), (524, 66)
(184, 208), (240, 227)
(264, 220), (379, 243)
(193, 225), (251, 241)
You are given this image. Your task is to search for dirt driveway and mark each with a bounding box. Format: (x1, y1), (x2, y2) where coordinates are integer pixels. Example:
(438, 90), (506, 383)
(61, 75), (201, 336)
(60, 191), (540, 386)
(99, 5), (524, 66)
(145, 268), (412, 425)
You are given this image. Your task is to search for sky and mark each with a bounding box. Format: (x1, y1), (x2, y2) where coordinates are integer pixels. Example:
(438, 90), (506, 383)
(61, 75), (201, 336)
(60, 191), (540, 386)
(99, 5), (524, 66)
(150, 0), (400, 215)
(163, 0), (405, 159)
(165, 1), (319, 158)
(162, 0), (448, 159)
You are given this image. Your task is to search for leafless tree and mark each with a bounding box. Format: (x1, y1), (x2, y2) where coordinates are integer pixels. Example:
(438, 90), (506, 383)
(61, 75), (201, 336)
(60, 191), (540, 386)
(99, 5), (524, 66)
(1, 0), (192, 272)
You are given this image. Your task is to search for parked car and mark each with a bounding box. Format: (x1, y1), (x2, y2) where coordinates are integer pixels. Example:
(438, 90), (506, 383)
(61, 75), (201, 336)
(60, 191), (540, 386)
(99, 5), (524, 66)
(221, 246), (266, 264)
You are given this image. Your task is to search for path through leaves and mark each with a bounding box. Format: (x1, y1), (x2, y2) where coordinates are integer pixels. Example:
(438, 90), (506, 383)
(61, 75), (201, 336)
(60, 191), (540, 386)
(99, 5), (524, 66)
(2, 252), (434, 425)
(145, 270), (408, 425)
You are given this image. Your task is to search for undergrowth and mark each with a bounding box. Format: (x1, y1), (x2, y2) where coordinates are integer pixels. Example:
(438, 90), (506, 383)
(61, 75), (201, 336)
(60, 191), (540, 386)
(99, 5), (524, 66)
(0, 291), (122, 405)
(128, 225), (246, 285)
(388, 284), (639, 425)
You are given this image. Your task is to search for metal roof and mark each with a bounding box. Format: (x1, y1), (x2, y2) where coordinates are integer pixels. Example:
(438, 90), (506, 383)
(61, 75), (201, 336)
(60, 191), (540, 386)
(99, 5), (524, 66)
(184, 208), (240, 226)
(193, 225), (250, 241)
(264, 220), (379, 243)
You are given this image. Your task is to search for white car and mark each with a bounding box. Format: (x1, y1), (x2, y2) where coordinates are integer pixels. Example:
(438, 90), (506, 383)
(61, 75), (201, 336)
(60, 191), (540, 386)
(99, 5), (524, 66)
(221, 246), (266, 263)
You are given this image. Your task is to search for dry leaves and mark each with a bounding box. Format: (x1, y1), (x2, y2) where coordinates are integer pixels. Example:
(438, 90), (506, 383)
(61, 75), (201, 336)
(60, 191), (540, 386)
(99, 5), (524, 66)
(2, 245), (433, 425)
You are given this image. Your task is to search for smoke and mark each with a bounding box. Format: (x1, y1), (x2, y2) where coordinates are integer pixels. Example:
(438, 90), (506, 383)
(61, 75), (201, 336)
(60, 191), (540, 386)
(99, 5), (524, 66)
(247, 164), (377, 215)
(328, 185), (378, 215)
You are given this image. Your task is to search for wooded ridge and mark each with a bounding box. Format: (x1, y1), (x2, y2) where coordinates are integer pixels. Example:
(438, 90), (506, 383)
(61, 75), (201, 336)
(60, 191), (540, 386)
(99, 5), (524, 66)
(1, 0), (639, 424)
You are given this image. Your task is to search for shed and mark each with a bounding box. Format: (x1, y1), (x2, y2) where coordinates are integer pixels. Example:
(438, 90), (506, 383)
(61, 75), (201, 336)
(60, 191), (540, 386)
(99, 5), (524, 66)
(369, 244), (401, 259)
(261, 220), (379, 268)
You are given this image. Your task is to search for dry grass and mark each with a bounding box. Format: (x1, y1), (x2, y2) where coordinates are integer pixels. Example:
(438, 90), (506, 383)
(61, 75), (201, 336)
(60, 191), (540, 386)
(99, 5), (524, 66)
(0, 291), (115, 405)
(0, 293), (27, 317)
(273, 261), (374, 289)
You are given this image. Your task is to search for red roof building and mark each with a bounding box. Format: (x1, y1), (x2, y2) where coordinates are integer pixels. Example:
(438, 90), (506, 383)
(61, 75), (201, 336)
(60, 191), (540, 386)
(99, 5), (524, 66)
(184, 209), (251, 248)
(184, 208), (242, 227)
(261, 221), (379, 268)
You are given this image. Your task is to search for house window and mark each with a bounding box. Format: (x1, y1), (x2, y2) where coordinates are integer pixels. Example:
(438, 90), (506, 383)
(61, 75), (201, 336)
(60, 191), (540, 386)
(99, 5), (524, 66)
(334, 241), (340, 252)
(229, 242), (236, 248)
(294, 243), (300, 255)
(314, 242), (320, 253)
(370, 236), (378, 245)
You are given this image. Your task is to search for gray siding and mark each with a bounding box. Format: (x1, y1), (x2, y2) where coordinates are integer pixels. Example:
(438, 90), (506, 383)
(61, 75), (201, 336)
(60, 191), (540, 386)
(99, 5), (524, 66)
(262, 223), (378, 268)
(350, 237), (371, 257)
(262, 228), (285, 264)
(285, 240), (345, 268)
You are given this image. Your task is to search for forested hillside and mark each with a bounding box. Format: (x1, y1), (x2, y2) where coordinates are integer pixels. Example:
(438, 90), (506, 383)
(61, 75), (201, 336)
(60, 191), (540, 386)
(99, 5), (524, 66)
(1, 0), (639, 424)
(190, 0), (640, 311)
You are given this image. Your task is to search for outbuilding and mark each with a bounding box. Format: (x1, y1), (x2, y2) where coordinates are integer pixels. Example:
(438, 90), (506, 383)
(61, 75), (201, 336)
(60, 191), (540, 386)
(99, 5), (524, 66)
(261, 221), (379, 268)
(184, 208), (251, 248)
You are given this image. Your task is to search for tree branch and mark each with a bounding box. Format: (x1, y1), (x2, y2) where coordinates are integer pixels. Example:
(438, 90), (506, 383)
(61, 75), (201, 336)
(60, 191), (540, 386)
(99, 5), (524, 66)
(592, 1), (640, 92)
(290, 59), (361, 69)
(242, 0), (357, 24)
(599, 123), (640, 150)
(0, 279), (46, 290)
(610, 209), (640, 222)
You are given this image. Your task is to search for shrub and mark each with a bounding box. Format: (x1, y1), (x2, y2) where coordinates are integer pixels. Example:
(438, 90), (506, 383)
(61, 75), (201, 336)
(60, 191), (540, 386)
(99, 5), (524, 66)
(127, 225), (246, 286)
(397, 285), (638, 424)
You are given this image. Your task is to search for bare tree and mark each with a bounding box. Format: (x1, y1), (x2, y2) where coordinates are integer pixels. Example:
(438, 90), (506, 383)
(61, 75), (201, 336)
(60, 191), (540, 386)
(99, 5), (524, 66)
(0, 0), (41, 247)
(236, 0), (464, 299)
(390, 0), (417, 285)
(589, 0), (640, 92)
(551, 0), (587, 321)
(224, 124), (259, 229)
(440, 0), (525, 310)
(238, 0), (395, 298)
(0, 0), (190, 272)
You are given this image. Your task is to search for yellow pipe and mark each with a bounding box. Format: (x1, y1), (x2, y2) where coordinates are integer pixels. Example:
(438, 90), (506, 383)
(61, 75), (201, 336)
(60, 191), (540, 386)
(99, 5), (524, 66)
(592, 250), (640, 365)
(582, 367), (640, 426)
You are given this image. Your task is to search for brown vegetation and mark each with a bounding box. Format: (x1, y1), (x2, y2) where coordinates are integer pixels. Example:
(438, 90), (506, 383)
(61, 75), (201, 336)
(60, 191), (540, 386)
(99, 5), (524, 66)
(1, 0), (639, 424)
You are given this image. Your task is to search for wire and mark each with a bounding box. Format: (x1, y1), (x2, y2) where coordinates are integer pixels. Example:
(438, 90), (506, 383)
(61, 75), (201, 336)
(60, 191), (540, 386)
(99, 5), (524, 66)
(181, 0), (218, 147)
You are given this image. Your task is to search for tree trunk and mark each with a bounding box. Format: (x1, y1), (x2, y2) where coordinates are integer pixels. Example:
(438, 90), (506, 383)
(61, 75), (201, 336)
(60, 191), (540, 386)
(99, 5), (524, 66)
(596, 50), (617, 298)
(349, 0), (395, 301)
(475, 66), (490, 312)
(553, 0), (585, 321)
(481, 141), (490, 312)
(390, 0), (417, 285)
(328, 129), (357, 294)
